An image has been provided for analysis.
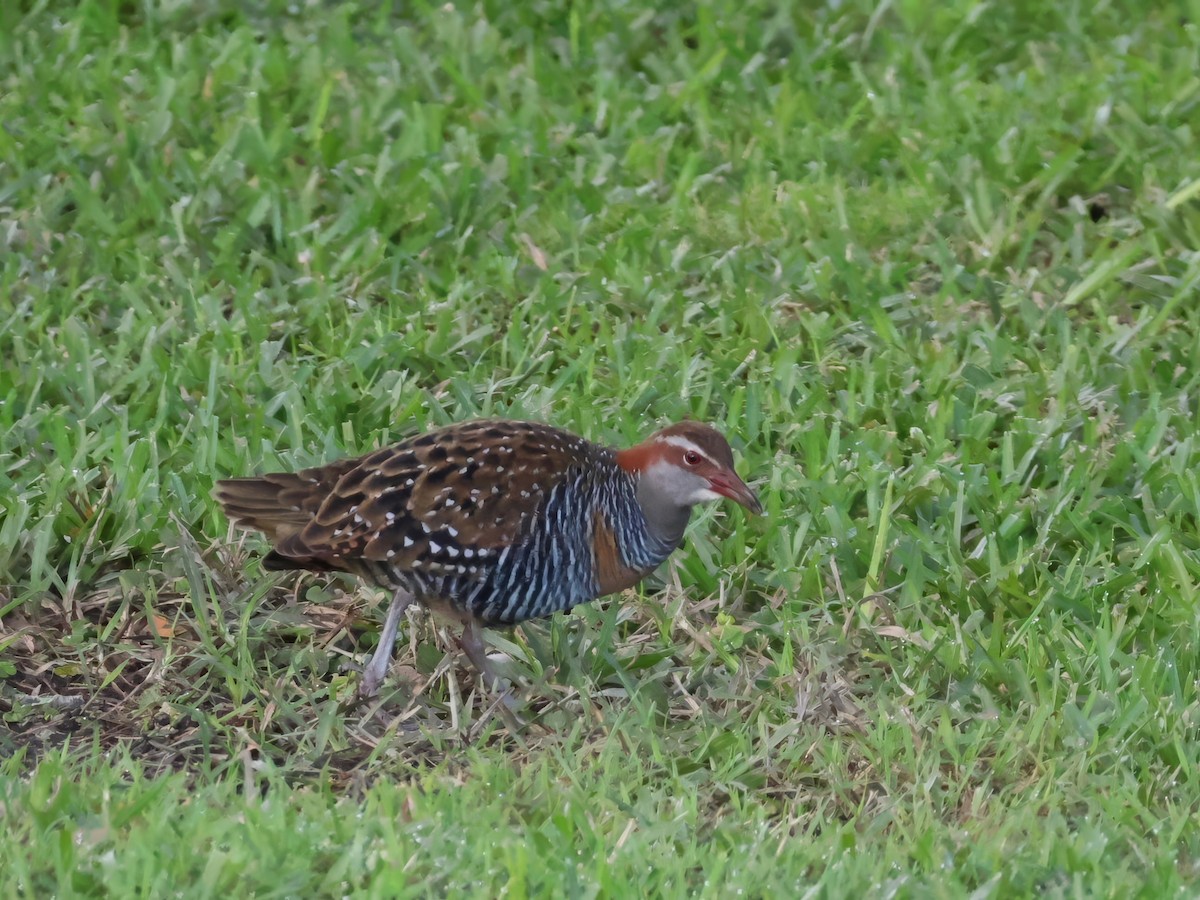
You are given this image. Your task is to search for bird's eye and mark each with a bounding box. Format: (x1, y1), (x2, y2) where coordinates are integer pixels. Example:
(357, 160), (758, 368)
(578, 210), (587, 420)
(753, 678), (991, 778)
(683, 450), (702, 466)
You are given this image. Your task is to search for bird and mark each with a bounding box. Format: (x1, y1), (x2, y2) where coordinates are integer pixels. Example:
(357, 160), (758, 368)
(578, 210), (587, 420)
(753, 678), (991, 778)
(213, 418), (762, 699)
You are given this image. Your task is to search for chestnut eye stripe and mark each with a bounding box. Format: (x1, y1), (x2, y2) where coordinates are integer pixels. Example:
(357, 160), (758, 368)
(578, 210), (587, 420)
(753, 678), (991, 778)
(655, 434), (720, 467)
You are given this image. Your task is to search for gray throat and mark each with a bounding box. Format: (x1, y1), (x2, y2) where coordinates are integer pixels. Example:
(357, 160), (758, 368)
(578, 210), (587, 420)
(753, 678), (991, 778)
(636, 487), (692, 551)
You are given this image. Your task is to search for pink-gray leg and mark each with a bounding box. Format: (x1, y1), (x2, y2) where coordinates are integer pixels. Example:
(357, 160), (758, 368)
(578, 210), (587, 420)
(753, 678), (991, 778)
(358, 587), (414, 698)
(457, 619), (523, 716)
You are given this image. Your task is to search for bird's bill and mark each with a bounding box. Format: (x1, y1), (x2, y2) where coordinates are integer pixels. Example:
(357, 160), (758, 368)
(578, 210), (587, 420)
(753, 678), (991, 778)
(708, 471), (764, 515)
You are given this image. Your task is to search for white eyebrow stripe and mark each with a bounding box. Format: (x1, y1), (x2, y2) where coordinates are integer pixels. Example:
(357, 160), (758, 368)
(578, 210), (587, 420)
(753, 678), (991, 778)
(656, 434), (718, 465)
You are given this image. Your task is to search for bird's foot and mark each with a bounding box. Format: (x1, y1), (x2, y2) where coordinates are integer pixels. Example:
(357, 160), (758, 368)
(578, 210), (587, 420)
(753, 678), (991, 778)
(357, 666), (387, 700)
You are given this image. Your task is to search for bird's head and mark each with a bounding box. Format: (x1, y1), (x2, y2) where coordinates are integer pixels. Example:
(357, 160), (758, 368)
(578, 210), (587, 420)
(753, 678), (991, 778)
(617, 421), (763, 520)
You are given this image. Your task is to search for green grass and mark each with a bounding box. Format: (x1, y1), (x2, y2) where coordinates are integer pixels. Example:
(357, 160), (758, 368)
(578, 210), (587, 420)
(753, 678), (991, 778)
(2, 0), (1200, 894)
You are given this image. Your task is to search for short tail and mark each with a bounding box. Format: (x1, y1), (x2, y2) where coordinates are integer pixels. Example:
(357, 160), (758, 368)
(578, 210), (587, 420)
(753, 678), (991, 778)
(212, 472), (322, 543)
(215, 457), (362, 574)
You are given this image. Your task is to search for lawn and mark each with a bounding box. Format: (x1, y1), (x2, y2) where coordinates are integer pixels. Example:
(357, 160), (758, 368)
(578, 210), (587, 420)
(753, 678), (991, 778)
(2, 0), (1199, 895)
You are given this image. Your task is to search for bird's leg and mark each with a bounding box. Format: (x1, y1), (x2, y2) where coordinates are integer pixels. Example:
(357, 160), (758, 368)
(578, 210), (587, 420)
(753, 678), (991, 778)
(457, 618), (504, 690)
(457, 619), (523, 719)
(358, 587), (414, 699)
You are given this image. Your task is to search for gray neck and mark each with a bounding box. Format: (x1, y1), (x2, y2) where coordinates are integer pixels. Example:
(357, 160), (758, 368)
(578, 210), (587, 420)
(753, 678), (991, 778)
(635, 481), (692, 550)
